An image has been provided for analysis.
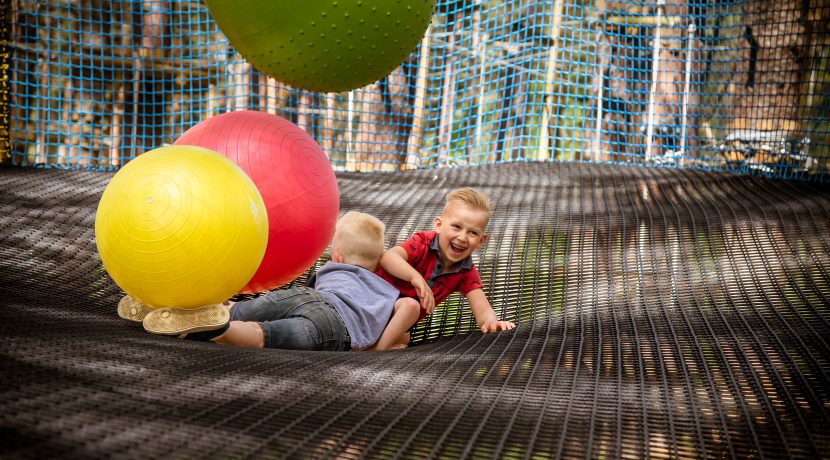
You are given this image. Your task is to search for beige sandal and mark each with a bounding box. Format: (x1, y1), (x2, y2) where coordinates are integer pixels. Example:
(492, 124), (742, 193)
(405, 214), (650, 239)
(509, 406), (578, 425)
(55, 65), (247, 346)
(117, 296), (154, 322)
(142, 304), (229, 336)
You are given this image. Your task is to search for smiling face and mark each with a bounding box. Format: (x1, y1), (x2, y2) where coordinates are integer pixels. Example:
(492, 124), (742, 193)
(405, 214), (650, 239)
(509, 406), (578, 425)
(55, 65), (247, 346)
(433, 202), (489, 268)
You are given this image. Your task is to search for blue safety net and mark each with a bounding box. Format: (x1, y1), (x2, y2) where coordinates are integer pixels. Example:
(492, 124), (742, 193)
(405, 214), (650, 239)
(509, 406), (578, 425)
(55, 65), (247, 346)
(5, 0), (830, 180)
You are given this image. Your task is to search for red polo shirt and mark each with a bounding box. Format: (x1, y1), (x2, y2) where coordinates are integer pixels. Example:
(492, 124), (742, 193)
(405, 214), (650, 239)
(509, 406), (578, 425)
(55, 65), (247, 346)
(377, 231), (483, 312)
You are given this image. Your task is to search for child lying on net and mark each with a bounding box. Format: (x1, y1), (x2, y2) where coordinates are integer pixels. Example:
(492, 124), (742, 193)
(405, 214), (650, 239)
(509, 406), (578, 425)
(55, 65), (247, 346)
(118, 211), (420, 351)
(376, 187), (515, 348)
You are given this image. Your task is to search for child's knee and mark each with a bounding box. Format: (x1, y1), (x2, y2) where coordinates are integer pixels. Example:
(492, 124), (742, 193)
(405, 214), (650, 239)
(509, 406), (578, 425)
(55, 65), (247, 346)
(398, 297), (420, 320)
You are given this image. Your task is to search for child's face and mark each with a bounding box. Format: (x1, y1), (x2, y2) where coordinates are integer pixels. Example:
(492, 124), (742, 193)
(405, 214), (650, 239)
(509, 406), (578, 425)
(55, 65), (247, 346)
(433, 203), (489, 266)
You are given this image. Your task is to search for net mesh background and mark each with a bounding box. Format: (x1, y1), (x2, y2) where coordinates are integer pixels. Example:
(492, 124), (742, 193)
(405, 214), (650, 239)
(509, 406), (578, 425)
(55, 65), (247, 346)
(5, 0), (830, 180)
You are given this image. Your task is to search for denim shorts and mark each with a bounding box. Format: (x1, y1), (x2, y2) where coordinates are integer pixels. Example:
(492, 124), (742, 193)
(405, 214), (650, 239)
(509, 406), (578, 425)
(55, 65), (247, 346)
(230, 286), (351, 351)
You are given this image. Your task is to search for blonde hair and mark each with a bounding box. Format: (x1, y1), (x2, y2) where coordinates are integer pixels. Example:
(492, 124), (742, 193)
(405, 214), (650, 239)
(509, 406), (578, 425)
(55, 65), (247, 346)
(331, 211), (386, 270)
(444, 187), (491, 223)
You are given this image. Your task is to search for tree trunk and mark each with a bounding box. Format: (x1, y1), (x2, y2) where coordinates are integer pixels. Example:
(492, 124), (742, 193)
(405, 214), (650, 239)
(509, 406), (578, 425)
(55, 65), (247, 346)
(723, 0), (816, 170)
(730, 0), (807, 131)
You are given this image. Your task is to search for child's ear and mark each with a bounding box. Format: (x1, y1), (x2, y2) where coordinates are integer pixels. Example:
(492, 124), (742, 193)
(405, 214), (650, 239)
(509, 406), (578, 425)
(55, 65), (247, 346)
(477, 233), (488, 247)
(331, 250), (344, 263)
(433, 215), (443, 232)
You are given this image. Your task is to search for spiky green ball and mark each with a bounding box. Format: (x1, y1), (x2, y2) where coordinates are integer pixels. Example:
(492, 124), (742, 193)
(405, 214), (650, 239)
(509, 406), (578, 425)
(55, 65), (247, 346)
(205, 0), (435, 92)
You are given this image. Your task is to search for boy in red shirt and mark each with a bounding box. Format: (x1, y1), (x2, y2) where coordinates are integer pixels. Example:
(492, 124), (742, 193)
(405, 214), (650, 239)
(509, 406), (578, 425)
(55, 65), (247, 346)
(376, 187), (515, 348)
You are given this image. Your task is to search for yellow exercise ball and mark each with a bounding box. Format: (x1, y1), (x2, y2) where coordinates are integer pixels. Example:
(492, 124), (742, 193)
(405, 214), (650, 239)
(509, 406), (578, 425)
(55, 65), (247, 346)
(95, 145), (268, 308)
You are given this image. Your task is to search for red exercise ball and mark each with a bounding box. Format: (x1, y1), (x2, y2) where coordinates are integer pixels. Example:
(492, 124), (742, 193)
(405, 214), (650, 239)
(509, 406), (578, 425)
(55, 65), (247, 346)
(175, 110), (339, 293)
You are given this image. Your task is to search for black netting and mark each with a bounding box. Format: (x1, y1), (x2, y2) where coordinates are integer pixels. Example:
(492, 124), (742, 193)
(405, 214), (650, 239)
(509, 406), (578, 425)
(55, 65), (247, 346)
(1, 162), (829, 458)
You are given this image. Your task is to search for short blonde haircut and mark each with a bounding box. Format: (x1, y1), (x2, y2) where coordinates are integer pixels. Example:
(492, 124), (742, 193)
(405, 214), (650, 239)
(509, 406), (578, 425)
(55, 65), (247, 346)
(444, 187), (491, 224)
(331, 211), (386, 270)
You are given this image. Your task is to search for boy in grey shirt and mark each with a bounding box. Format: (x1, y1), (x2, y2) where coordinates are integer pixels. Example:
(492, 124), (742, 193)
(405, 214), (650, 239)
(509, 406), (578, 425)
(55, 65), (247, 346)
(125, 211), (420, 351)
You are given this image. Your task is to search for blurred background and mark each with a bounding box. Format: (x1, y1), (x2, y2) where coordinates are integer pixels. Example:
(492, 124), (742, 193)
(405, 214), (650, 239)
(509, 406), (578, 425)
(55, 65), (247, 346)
(5, 0), (830, 180)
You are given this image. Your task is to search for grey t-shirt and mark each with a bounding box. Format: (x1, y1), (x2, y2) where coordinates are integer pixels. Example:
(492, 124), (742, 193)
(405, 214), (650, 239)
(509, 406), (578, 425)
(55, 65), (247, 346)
(313, 262), (399, 350)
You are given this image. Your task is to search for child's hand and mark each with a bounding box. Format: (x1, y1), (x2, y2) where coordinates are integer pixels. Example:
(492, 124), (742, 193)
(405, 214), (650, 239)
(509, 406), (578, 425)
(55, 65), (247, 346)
(411, 276), (435, 314)
(480, 320), (516, 333)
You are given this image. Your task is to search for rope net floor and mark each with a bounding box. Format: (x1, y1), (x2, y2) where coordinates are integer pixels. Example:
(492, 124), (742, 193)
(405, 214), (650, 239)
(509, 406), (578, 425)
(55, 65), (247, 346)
(1, 162), (828, 459)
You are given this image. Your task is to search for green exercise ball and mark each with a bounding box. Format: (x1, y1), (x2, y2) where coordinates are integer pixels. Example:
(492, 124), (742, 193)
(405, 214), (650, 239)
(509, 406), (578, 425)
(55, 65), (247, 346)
(204, 0), (436, 93)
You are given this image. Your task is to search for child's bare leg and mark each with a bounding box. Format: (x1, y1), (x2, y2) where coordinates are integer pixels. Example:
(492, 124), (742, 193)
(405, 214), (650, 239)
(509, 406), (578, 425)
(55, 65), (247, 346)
(212, 321), (264, 348)
(182, 301), (262, 348)
(395, 331), (411, 348)
(369, 297), (420, 351)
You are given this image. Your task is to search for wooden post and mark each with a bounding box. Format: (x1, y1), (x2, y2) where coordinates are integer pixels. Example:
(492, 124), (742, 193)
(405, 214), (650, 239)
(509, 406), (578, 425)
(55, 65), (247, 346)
(321, 93), (337, 164)
(267, 77), (279, 113)
(230, 60), (251, 111)
(644, 0), (665, 162)
(206, 37), (221, 119)
(799, 19), (820, 167)
(679, 22), (695, 167)
(346, 90), (356, 171)
(536, 0), (565, 161)
(406, 25), (432, 169)
(109, 19), (134, 169)
(33, 12), (54, 166)
(471, 3), (487, 160)
(592, 28), (608, 163)
(257, 73), (267, 112)
(437, 20), (461, 164)
(33, 66), (52, 165)
(227, 60), (236, 112)
(110, 76), (126, 168)
(296, 92), (313, 136)
(56, 81), (76, 166)
(505, 66), (530, 161)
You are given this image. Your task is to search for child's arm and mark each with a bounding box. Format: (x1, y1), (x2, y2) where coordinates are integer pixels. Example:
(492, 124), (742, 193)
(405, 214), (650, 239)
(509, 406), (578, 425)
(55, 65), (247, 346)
(465, 288), (516, 333)
(380, 247), (436, 314)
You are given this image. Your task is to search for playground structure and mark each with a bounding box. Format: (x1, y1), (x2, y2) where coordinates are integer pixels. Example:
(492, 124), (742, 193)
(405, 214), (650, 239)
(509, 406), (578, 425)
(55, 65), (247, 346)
(2, 1), (830, 458)
(5, 0), (829, 178)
